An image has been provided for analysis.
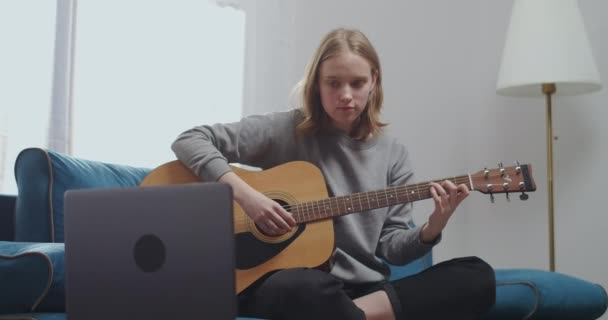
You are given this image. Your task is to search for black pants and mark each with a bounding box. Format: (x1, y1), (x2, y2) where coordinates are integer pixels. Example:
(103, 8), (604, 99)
(238, 256), (496, 320)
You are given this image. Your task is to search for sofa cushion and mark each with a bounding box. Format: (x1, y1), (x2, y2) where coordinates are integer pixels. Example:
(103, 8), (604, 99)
(388, 252), (432, 281)
(1, 244), (606, 320)
(481, 269), (608, 320)
(0, 242), (65, 314)
(14, 148), (151, 243)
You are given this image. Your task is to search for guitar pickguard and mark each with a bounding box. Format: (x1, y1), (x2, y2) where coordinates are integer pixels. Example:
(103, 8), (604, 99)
(235, 224), (306, 269)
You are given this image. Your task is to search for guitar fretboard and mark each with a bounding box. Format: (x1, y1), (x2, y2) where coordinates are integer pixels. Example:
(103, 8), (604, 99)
(290, 175), (471, 223)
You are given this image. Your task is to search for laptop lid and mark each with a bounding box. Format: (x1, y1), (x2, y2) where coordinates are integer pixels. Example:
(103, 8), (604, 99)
(64, 183), (235, 320)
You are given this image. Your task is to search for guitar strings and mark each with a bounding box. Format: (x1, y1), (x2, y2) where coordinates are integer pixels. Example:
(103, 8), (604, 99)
(232, 177), (471, 226)
(236, 177), (471, 221)
(282, 177), (471, 212)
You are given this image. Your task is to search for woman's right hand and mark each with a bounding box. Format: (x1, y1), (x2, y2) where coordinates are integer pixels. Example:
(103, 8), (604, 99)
(219, 171), (296, 235)
(238, 189), (296, 236)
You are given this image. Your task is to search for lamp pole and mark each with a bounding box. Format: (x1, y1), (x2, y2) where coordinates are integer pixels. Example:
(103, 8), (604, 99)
(542, 83), (556, 272)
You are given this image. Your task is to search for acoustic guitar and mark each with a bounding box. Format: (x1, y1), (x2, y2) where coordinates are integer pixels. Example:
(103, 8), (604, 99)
(140, 160), (536, 293)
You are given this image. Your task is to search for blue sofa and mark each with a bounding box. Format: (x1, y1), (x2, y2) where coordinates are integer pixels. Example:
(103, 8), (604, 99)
(0, 148), (606, 320)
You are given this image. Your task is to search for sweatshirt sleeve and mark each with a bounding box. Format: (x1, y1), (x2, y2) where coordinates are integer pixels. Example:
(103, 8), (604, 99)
(171, 111), (297, 182)
(376, 142), (440, 266)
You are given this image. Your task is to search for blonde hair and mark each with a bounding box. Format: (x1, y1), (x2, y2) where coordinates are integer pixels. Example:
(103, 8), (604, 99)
(294, 28), (386, 140)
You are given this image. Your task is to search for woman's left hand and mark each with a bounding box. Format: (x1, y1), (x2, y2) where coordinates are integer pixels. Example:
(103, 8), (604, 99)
(420, 180), (470, 243)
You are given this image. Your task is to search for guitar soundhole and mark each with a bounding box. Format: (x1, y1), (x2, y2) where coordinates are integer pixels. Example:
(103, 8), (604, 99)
(255, 199), (292, 237)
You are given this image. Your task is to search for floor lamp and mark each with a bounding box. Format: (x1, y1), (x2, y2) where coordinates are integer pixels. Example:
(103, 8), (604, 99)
(496, 0), (602, 271)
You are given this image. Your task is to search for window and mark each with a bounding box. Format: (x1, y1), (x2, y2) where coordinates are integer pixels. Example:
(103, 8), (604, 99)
(0, 1), (245, 194)
(71, 0), (246, 169)
(0, 1), (57, 194)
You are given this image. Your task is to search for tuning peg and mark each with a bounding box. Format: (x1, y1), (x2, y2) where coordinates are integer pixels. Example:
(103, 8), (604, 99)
(490, 193), (495, 203)
(515, 161), (522, 174)
(484, 167), (489, 179)
(499, 162), (505, 177)
(502, 184), (510, 202)
(519, 192), (529, 201)
(498, 162), (504, 168)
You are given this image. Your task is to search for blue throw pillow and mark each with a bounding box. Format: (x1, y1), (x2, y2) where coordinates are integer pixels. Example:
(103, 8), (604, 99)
(13, 148), (151, 243)
(0, 242), (65, 313)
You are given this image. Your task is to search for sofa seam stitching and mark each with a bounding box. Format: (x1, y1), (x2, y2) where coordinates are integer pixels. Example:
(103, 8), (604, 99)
(0, 251), (53, 313)
(42, 150), (55, 243)
(30, 252), (54, 312)
(495, 280), (540, 320)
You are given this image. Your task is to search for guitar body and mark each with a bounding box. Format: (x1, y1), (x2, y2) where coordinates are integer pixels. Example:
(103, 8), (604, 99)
(140, 161), (335, 293)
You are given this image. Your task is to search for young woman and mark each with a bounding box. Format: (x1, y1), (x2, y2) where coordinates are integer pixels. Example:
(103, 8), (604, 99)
(172, 28), (495, 320)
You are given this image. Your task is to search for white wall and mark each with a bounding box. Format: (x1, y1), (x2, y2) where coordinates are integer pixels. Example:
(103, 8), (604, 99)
(554, 0), (608, 295)
(242, 0), (608, 304)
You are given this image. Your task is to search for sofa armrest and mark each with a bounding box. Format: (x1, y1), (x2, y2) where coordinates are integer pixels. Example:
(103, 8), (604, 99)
(13, 148), (151, 243)
(0, 195), (16, 241)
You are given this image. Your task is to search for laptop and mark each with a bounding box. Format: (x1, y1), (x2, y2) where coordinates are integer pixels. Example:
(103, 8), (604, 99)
(64, 183), (236, 320)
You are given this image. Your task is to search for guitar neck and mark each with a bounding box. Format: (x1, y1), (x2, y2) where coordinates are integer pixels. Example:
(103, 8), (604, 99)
(290, 174), (472, 224)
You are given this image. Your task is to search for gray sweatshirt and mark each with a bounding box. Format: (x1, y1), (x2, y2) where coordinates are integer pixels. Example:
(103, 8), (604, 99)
(171, 109), (438, 285)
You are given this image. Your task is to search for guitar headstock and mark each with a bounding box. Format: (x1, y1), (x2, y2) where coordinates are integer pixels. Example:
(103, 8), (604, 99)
(471, 162), (536, 202)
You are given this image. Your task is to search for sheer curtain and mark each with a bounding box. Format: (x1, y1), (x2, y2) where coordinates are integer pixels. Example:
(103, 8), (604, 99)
(0, 0), (57, 194)
(71, 0), (246, 168)
(232, 0), (296, 116)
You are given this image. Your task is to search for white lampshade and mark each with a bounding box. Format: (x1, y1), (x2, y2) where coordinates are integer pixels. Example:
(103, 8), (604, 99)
(497, 0), (602, 97)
